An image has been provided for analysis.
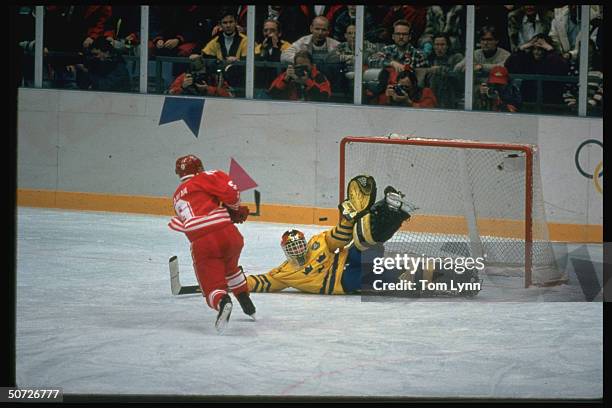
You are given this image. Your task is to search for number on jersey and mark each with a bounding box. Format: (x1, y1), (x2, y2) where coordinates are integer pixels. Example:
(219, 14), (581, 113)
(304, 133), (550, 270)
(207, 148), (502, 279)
(174, 199), (194, 221)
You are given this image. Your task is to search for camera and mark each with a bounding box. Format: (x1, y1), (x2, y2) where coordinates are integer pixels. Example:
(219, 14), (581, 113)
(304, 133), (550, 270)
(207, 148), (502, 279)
(192, 72), (207, 85)
(485, 87), (499, 99)
(294, 64), (310, 77)
(263, 36), (273, 48)
(393, 84), (407, 96)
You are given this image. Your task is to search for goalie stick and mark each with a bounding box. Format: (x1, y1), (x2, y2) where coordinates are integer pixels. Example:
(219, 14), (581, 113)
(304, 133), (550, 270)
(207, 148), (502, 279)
(169, 255), (201, 295)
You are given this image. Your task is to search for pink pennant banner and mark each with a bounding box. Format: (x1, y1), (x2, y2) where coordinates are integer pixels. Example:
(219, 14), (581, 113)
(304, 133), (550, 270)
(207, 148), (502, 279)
(229, 158), (258, 192)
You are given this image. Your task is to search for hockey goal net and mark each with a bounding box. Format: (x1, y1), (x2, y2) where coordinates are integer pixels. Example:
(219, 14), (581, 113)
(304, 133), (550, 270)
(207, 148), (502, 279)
(340, 136), (567, 288)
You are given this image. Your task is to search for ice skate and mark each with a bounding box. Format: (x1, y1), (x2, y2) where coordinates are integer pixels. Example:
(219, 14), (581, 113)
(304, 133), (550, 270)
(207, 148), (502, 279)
(215, 295), (233, 334)
(236, 292), (257, 321)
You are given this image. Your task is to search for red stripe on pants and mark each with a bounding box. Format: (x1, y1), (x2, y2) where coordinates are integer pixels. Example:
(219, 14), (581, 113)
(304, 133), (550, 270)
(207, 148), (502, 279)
(190, 224), (245, 310)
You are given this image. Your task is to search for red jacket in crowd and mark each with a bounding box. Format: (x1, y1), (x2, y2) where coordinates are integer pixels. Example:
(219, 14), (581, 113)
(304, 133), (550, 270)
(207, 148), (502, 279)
(267, 65), (331, 102)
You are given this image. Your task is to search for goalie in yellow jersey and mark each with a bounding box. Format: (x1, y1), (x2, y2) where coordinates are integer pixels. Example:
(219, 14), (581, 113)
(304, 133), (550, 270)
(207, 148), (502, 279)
(245, 175), (416, 295)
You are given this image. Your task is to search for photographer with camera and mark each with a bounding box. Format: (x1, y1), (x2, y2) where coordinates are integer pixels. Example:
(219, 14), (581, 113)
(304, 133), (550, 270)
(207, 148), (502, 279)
(254, 19), (292, 93)
(380, 66), (437, 108)
(103, 6), (141, 56)
(268, 50), (331, 102)
(256, 19), (291, 62)
(477, 66), (521, 112)
(168, 55), (233, 97)
(74, 37), (131, 92)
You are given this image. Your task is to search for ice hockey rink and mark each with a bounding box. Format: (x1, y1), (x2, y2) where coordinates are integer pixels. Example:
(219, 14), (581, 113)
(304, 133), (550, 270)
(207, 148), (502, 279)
(16, 206), (602, 399)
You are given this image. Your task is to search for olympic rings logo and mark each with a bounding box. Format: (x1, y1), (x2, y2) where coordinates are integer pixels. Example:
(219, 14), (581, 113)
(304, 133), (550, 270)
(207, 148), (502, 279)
(574, 139), (603, 194)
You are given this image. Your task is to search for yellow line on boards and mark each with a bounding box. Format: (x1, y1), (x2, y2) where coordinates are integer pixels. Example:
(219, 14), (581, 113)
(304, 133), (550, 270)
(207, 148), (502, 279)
(17, 189), (602, 243)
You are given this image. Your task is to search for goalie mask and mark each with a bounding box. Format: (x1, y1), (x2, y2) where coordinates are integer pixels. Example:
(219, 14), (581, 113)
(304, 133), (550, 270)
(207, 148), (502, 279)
(281, 229), (308, 266)
(175, 154), (204, 181)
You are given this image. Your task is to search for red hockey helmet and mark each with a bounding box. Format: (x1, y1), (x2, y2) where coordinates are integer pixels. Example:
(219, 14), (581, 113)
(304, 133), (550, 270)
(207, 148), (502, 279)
(175, 155), (204, 180)
(281, 229), (308, 266)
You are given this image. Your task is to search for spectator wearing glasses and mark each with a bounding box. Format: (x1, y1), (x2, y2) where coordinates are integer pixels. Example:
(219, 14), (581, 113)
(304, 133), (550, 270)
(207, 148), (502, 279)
(368, 20), (429, 72)
(455, 26), (510, 74)
(379, 6), (428, 46)
(475, 5), (513, 51)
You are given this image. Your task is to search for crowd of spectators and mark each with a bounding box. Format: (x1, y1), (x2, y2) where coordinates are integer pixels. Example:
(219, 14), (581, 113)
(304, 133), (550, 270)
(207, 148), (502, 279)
(16, 4), (603, 115)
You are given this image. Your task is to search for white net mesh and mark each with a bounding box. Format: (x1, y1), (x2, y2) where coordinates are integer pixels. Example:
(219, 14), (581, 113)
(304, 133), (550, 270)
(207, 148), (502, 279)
(342, 136), (566, 287)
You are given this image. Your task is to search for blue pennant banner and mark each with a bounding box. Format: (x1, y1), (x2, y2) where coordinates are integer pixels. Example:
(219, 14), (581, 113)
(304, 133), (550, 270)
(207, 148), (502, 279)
(159, 97), (205, 138)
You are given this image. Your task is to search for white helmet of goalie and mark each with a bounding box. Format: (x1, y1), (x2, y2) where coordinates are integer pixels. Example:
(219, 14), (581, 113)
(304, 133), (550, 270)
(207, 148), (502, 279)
(281, 229), (308, 266)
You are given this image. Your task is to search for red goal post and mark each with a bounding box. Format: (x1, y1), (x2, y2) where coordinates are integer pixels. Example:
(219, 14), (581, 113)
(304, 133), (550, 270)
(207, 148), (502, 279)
(339, 136), (566, 288)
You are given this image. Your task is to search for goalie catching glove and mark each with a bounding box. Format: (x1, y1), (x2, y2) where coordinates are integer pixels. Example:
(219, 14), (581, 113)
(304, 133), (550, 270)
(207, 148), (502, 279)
(339, 175), (377, 221)
(224, 205), (250, 224)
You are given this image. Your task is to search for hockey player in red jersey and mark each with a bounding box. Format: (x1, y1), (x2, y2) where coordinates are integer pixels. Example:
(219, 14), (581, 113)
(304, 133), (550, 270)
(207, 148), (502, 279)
(169, 154), (255, 333)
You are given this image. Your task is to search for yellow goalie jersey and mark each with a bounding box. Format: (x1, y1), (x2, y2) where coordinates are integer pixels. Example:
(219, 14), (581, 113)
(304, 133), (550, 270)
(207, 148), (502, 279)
(247, 230), (352, 295)
(246, 175), (411, 295)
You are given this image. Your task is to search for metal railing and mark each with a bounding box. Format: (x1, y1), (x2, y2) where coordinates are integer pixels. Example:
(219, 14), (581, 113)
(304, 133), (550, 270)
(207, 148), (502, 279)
(23, 51), (594, 114)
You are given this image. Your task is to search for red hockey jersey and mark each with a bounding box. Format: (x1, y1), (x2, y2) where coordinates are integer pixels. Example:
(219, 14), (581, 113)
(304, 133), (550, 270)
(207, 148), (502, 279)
(168, 170), (240, 242)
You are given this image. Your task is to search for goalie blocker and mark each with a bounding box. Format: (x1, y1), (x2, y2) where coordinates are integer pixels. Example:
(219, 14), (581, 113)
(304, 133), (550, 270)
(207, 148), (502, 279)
(342, 178), (415, 252)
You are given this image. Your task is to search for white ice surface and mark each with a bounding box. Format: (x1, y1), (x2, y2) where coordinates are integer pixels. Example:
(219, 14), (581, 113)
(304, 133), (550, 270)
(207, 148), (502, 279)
(16, 207), (602, 398)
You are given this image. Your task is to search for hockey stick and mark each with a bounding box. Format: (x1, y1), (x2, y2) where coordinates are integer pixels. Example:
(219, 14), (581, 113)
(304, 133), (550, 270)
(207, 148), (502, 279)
(248, 190), (261, 216)
(169, 255), (201, 295)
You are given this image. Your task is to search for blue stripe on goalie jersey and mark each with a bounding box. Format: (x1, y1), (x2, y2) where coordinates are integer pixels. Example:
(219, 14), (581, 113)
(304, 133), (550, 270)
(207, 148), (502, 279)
(319, 271), (329, 294)
(254, 275), (269, 292)
(318, 252), (340, 294)
(261, 275), (271, 291)
(327, 252), (340, 294)
(356, 220), (366, 245)
(252, 275), (261, 292)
